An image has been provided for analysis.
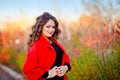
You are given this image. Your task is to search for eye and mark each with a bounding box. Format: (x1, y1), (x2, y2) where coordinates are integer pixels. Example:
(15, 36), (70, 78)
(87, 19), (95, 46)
(46, 26), (50, 28)
(52, 26), (56, 29)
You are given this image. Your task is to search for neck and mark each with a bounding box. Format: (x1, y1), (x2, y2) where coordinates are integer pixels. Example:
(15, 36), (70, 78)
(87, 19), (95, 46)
(42, 35), (52, 43)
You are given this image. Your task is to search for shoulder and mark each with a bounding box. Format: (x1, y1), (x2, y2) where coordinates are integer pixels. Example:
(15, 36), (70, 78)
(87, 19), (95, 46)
(29, 40), (43, 52)
(27, 40), (47, 57)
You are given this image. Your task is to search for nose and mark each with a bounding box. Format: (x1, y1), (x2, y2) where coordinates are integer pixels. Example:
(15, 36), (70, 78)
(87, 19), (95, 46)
(50, 27), (55, 31)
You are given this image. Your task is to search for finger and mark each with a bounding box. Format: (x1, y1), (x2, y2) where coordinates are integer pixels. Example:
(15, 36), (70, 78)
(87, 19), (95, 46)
(54, 66), (57, 68)
(57, 69), (62, 72)
(57, 70), (62, 74)
(53, 66), (57, 70)
(57, 73), (64, 77)
(57, 67), (61, 70)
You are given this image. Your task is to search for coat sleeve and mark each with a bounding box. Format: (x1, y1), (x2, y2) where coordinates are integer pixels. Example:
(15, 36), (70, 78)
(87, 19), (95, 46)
(22, 44), (45, 80)
(60, 44), (71, 71)
(63, 51), (71, 71)
(55, 40), (71, 69)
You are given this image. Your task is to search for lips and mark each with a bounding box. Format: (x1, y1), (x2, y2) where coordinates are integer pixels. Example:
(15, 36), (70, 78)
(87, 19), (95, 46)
(48, 32), (53, 35)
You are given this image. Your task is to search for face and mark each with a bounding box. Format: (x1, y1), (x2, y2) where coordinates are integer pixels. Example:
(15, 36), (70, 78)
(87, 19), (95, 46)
(42, 19), (56, 38)
(118, 21), (120, 26)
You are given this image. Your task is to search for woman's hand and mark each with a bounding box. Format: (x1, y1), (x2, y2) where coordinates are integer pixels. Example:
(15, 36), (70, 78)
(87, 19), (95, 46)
(56, 65), (68, 77)
(47, 66), (57, 79)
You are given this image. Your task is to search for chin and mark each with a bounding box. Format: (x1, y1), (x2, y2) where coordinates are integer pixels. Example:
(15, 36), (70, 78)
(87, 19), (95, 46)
(47, 35), (52, 37)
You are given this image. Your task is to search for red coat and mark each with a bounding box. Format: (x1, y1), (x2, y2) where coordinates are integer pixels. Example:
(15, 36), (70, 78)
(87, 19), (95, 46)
(22, 36), (71, 80)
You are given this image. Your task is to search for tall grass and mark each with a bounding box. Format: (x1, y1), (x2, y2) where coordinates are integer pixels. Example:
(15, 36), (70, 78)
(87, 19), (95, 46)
(0, 37), (120, 80)
(0, 47), (26, 73)
(67, 42), (120, 80)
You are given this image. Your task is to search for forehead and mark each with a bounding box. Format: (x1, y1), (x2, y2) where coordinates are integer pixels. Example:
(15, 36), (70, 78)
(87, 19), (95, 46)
(45, 19), (55, 26)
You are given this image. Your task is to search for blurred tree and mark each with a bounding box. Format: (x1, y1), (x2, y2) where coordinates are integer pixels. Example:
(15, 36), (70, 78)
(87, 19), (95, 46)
(78, 0), (120, 65)
(0, 17), (31, 51)
(0, 31), (2, 51)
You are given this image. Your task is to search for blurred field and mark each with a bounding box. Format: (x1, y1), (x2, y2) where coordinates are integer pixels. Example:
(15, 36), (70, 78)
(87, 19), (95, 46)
(0, 0), (120, 80)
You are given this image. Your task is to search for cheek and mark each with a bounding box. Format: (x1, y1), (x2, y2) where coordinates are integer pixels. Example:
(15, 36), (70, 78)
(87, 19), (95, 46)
(43, 27), (48, 32)
(53, 29), (55, 32)
(42, 28), (47, 34)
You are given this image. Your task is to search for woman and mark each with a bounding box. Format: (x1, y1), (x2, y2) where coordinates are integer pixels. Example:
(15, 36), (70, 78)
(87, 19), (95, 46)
(22, 12), (71, 80)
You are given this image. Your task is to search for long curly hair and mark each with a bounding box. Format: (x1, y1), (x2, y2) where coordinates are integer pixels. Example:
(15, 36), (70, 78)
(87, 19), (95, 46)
(27, 12), (61, 49)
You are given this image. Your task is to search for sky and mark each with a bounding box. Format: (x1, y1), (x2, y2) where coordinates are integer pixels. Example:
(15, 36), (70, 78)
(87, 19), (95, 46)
(0, 0), (118, 21)
(0, 0), (84, 22)
(0, 0), (118, 31)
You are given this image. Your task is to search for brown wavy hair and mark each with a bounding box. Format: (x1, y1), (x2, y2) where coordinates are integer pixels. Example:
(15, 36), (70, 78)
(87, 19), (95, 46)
(27, 12), (61, 49)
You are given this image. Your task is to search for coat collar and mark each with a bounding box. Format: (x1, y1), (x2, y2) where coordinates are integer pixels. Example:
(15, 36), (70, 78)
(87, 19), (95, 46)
(38, 35), (65, 52)
(38, 35), (57, 47)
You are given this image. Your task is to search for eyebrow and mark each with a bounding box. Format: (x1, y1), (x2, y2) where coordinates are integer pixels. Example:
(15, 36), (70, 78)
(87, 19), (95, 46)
(46, 24), (55, 27)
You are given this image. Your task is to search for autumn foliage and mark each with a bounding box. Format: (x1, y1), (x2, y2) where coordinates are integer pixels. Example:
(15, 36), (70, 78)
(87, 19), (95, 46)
(0, 52), (10, 63)
(0, 9), (120, 80)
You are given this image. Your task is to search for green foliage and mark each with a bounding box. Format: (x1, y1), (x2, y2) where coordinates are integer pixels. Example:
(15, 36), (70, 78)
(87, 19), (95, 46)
(15, 51), (26, 73)
(67, 46), (120, 80)
(1, 47), (26, 73)
(0, 36), (120, 80)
